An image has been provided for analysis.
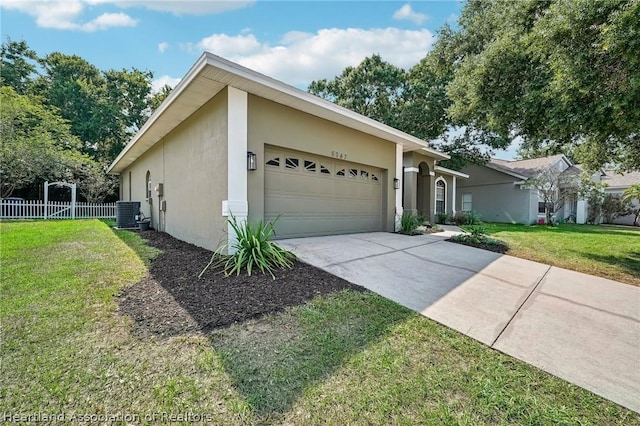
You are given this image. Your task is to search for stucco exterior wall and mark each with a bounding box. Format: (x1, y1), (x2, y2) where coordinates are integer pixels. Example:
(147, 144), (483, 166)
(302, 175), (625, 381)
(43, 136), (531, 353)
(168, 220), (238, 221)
(246, 95), (397, 231)
(121, 89), (229, 250)
(122, 141), (164, 225)
(458, 164), (535, 224)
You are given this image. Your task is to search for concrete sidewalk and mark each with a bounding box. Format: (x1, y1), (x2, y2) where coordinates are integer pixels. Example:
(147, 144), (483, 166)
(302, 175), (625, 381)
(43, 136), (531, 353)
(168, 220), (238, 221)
(278, 232), (640, 413)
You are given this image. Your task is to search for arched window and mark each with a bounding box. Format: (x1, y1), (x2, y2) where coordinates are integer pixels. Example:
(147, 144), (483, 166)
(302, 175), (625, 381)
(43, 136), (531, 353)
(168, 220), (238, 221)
(145, 171), (151, 200)
(436, 179), (446, 214)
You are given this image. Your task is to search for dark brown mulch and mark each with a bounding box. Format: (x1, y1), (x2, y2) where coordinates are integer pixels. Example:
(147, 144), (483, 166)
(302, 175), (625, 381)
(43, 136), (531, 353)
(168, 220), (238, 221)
(117, 230), (364, 337)
(445, 238), (509, 254)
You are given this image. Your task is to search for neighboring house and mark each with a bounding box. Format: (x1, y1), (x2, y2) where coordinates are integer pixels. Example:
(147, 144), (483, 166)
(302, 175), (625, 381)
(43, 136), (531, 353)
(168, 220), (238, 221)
(108, 53), (465, 250)
(456, 154), (640, 225)
(456, 154), (572, 224)
(600, 169), (640, 226)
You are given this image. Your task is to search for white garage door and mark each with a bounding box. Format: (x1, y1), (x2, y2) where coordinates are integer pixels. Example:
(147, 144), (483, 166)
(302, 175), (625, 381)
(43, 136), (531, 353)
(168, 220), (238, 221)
(264, 146), (384, 238)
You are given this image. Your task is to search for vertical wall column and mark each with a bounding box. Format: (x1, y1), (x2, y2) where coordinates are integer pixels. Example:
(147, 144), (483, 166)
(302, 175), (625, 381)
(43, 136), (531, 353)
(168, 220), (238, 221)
(224, 87), (249, 252)
(451, 176), (457, 215)
(395, 144), (404, 231)
(576, 199), (587, 224)
(430, 174), (437, 219)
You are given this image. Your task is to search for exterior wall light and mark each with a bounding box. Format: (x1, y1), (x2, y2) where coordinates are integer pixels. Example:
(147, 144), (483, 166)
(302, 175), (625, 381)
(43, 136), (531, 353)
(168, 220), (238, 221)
(393, 178), (400, 190)
(247, 151), (257, 171)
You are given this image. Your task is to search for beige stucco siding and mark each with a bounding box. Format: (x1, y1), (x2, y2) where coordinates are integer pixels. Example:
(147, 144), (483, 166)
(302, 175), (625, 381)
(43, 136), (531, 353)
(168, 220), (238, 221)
(162, 89), (228, 250)
(458, 164), (535, 224)
(247, 95), (397, 231)
(121, 90), (229, 250)
(122, 141), (164, 225)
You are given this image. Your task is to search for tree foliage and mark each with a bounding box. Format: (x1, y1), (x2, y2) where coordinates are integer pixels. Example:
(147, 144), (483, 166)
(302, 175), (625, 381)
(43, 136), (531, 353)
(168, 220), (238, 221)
(309, 55), (406, 127)
(525, 165), (578, 225)
(622, 184), (640, 226)
(443, 0), (639, 171)
(0, 38), (171, 200)
(309, 1), (638, 171)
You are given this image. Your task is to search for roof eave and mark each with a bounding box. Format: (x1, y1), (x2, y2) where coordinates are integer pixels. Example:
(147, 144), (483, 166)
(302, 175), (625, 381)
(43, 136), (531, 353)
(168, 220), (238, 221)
(485, 162), (529, 180)
(434, 165), (468, 178)
(108, 52), (450, 174)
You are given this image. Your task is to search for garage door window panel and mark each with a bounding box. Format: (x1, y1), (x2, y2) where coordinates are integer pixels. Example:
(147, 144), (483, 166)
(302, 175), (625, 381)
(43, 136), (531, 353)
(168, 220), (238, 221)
(304, 160), (316, 173)
(266, 157), (280, 167)
(285, 157), (299, 169)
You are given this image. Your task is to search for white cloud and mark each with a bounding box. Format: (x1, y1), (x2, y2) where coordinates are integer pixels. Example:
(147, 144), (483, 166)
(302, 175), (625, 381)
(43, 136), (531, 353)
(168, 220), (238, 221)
(152, 75), (181, 93)
(393, 4), (427, 25)
(81, 12), (136, 31)
(1, 0), (136, 31)
(158, 42), (169, 54)
(0, 0), (252, 31)
(197, 33), (263, 56)
(192, 27), (437, 87)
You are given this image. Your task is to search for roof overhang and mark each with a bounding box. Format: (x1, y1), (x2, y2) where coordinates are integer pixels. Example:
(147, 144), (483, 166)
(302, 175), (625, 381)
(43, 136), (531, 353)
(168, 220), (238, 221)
(484, 163), (529, 181)
(434, 165), (469, 179)
(108, 52), (448, 174)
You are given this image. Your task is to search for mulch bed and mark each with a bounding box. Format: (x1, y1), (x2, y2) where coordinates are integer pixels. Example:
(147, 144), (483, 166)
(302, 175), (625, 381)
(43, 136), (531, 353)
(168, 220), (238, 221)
(117, 230), (364, 337)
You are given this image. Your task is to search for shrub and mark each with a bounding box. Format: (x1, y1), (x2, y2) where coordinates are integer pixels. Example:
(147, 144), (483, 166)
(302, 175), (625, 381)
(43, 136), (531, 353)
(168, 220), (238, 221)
(453, 210), (481, 225)
(464, 224), (488, 239)
(601, 193), (633, 223)
(199, 214), (296, 279)
(449, 227), (508, 253)
(400, 211), (424, 235)
(436, 212), (449, 224)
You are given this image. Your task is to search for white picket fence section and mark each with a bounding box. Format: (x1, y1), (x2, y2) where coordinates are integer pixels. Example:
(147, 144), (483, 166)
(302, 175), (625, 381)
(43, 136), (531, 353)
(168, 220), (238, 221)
(0, 200), (116, 220)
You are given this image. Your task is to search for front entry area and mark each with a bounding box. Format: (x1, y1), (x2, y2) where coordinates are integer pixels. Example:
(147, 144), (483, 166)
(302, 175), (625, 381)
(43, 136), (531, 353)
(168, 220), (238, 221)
(264, 146), (385, 238)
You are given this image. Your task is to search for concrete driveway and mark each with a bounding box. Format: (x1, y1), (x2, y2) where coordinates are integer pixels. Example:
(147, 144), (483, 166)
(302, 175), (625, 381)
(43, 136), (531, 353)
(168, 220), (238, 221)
(278, 231), (640, 413)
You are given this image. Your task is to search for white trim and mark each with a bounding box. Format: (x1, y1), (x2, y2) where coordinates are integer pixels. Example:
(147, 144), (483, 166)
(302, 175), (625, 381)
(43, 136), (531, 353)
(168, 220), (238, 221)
(395, 144), (404, 232)
(452, 176), (457, 214)
(226, 87), (249, 253)
(429, 171), (435, 176)
(434, 165), (469, 179)
(435, 176), (447, 215)
(404, 167), (419, 173)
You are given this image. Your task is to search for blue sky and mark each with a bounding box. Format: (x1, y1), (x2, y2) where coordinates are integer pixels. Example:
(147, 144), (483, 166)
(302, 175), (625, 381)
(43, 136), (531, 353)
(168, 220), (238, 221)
(1, 1), (517, 159)
(2, 1), (462, 88)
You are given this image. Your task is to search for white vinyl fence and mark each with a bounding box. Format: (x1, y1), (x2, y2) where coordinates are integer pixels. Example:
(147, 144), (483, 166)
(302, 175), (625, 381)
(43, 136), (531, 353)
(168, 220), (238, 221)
(0, 200), (116, 220)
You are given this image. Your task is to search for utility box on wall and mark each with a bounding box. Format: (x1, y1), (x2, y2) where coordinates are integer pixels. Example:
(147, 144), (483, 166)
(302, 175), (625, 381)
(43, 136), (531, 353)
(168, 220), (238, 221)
(155, 183), (164, 196)
(160, 200), (166, 211)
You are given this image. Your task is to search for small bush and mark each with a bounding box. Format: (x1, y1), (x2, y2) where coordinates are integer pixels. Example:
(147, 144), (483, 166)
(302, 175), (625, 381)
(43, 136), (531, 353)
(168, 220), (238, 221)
(436, 212), (449, 224)
(453, 210), (482, 225)
(400, 211), (424, 235)
(199, 214), (296, 279)
(464, 224), (488, 239)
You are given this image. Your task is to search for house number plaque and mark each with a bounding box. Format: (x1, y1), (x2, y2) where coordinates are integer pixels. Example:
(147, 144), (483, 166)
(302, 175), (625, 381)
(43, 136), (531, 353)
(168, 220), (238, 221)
(331, 151), (348, 160)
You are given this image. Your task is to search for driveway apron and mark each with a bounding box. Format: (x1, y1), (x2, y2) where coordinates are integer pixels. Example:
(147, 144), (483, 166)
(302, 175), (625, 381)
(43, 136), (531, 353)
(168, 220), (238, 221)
(278, 232), (640, 413)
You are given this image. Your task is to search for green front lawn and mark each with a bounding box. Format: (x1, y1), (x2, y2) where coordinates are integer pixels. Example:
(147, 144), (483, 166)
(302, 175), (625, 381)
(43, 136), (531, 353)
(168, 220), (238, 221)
(1, 220), (638, 424)
(481, 223), (640, 286)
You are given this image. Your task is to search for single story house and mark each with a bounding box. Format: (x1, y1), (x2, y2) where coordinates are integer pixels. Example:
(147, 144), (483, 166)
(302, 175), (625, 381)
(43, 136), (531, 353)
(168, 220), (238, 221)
(108, 53), (466, 250)
(456, 154), (639, 225)
(455, 154), (572, 224)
